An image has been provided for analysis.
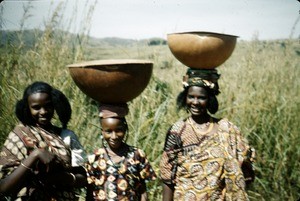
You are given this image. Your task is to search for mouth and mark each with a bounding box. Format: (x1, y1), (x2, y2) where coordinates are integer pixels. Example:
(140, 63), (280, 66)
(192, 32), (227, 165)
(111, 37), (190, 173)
(190, 107), (200, 113)
(38, 117), (50, 124)
(109, 140), (121, 147)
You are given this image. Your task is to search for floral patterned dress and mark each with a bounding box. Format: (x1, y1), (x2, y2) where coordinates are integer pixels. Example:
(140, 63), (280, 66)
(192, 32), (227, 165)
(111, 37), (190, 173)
(160, 118), (255, 201)
(85, 145), (156, 201)
(0, 124), (77, 201)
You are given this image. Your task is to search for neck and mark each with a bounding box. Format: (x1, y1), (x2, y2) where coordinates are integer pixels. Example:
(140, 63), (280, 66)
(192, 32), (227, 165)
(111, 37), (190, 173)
(36, 123), (54, 131)
(191, 113), (211, 124)
(107, 143), (127, 156)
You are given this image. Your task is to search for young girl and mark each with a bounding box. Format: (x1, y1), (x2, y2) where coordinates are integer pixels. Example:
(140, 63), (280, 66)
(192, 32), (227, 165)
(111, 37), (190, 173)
(0, 81), (86, 200)
(85, 103), (156, 201)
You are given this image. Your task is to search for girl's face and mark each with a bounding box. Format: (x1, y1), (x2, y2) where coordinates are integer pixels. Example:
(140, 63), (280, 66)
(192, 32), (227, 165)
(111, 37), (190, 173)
(28, 92), (54, 128)
(186, 86), (209, 116)
(101, 117), (126, 150)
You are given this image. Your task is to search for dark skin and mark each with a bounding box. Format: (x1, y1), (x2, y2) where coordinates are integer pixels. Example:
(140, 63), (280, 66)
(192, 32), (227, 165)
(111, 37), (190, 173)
(162, 86), (254, 200)
(0, 92), (86, 196)
(99, 117), (147, 201)
(162, 86), (216, 201)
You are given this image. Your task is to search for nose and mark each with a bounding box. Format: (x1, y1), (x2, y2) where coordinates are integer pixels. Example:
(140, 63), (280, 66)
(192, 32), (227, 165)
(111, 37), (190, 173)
(111, 131), (117, 139)
(40, 107), (47, 115)
(192, 98), (200, 105)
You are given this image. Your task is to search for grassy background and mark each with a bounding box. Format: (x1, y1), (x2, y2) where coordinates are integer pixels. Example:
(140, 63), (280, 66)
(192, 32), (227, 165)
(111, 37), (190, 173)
(0, 2), (299, 200)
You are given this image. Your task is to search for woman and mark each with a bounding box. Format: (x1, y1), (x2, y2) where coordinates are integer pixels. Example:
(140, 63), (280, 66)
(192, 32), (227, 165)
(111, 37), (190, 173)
(85, 103), (156, 201)
(160, 69), (255, 201)
(0, 81), (86, 200)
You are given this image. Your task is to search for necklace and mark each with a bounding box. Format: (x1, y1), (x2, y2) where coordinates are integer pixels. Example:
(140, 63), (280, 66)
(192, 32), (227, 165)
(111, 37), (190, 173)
(188, 117), (214, 135)
(103, 145), (127, 174)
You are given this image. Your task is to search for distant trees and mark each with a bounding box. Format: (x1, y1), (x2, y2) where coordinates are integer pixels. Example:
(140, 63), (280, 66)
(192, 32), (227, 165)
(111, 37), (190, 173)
(147, 38), (167, 46)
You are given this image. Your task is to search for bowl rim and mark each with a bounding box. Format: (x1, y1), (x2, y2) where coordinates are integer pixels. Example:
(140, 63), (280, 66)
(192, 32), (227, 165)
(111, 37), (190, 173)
(67, 59), (153, 68)
(167, 31), (239, 38)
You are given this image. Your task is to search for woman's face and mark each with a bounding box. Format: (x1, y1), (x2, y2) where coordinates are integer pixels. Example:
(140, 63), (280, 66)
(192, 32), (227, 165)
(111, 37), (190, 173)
(101, 117), (126, 150)
(186, 86), (209, 116)
(28, 92), (54, 127)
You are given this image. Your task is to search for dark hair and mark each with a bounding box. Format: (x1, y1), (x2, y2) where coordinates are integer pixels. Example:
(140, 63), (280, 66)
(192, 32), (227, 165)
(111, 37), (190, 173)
(176, 85), (219, 114)
(15, 81), (72, 128)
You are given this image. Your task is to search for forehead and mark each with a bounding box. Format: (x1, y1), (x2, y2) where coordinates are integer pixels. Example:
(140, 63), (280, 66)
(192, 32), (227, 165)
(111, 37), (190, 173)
(187, 86), (208, 95)
(28, 92), (51, 103)
(100, 117), (125, 128)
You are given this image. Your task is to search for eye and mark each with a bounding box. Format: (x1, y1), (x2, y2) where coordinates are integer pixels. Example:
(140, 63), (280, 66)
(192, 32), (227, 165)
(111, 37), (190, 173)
(30, 105), (41, 110)
(102, 129), (112, 134)
(187, 95), (195, 100)
(198, 95), (208, 100)
(115, 128), (126, 133)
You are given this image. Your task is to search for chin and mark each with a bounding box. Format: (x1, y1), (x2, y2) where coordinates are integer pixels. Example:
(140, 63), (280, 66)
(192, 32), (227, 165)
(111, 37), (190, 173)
(109, 143), (121, 149)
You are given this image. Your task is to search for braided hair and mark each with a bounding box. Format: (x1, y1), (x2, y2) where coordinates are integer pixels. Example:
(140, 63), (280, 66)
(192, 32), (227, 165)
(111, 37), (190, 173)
(15, 81), (72, 128)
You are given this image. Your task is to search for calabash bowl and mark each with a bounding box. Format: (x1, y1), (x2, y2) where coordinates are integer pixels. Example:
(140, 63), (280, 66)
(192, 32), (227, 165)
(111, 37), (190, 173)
(67, 59), (153, 103)
(167, 31), (238, 69)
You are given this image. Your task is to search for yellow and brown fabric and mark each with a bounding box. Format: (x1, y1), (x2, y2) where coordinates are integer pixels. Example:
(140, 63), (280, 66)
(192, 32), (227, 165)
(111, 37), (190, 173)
(160, 118), (255, 201)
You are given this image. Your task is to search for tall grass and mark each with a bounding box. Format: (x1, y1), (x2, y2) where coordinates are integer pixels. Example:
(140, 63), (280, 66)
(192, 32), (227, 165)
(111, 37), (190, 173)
(1, 2), (299, 200)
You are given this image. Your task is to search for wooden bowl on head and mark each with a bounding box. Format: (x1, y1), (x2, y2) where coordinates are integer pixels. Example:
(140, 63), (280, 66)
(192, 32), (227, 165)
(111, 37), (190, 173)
(67, 59), (153, 103)
(167, 31), (238, 69)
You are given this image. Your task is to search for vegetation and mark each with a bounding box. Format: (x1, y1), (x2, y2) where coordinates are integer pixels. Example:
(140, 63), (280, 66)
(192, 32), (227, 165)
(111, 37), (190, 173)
(0, 2), (299, 200)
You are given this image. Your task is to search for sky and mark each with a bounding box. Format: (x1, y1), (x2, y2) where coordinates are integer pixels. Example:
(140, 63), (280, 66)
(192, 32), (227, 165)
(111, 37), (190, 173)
(1, 0), (300, 41)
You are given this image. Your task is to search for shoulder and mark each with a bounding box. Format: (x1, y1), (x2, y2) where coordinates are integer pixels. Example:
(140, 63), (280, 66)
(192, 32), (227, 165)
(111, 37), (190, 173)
(59, 128), (79, 146)
(169, 118), (187, 134)
(135, 147), (147, 158)
(217, 118), (241, 134)
(93, 148), (106, 156)
(87, 148), (106, 163)
(13, 123), (27, 132)
(11, 123), (32, 139)
(126, 145), (148, 160)
(61, 128), (83, 144)
(60, 128), (77, 138)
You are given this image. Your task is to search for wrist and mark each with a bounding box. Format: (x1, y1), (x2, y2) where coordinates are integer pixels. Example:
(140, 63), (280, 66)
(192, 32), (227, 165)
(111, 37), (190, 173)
(20, 162), (34, 172)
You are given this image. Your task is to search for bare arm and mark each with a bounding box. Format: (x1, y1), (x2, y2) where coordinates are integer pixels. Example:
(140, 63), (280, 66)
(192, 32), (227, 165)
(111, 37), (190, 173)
(162, 183), (174, 201)
(140, 191), (148, 201)
(45, 166), (87, 188)
(0, 149), (55, 195)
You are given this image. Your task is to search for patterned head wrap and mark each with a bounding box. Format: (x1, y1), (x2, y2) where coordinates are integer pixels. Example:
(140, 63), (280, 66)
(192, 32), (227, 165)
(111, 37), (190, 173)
(99, 103), (129, 119)
(182, 68), (221, 95)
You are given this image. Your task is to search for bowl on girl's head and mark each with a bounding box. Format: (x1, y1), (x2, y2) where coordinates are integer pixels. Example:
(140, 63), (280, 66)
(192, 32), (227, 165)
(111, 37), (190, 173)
(167, 31), (238, 69)
(67, 59), (153, 103)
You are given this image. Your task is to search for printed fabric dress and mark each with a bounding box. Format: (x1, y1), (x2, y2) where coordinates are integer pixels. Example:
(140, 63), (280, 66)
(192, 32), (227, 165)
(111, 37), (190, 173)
(60, 129), (86, 167)
(85, 145), (157, 201)
(160, 118), (255, 201)
(0, 124), (77, 201)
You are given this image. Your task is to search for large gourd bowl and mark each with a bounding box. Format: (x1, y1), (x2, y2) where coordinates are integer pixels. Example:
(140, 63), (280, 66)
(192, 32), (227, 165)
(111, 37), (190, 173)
(67, 59), (153, 103)
(167, 31), (238, 69)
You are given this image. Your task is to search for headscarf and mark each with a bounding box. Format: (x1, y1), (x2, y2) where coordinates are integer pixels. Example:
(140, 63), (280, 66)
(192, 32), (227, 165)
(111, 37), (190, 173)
(182, 68), (221, 95)
(99, 103), (129, 119)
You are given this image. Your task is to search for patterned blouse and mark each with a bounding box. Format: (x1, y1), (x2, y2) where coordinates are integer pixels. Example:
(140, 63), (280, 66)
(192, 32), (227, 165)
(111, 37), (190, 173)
(85, 145), (156, 201)
(0, 124), (78, 201)
(160, 118), (255, 201)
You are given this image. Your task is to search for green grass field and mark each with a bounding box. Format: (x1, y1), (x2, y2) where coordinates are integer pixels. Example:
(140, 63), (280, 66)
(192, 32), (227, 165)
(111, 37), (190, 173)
(0, 3), (299, 200)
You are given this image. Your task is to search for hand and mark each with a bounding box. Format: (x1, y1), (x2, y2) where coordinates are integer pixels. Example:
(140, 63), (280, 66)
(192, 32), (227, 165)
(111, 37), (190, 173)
(29, 149), (56, 172)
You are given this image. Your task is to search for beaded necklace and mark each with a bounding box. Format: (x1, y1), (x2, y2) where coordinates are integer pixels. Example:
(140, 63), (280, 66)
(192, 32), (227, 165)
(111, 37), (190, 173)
(188, 117), (214, 135)
(103, 144), (128, 174)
